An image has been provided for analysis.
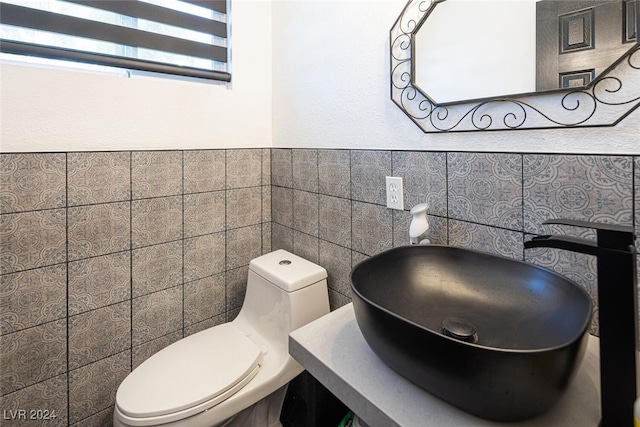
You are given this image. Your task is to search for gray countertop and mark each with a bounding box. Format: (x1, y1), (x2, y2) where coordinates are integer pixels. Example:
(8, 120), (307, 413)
(289, 303), (602, 427)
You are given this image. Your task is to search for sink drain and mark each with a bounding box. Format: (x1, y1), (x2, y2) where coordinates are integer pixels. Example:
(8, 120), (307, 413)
(441, 318), (478, 343)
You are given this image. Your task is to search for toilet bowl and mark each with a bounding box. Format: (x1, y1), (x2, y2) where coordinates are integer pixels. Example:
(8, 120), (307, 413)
(113, 250), (330, 427)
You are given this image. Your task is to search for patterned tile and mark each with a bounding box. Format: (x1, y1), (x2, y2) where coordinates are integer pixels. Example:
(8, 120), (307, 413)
(68, 351), (130, 424)
(271, 223), (293, 253)
(0, 319), (67, 395)
(319, 195), (351, 248)
(70, 406), (112, 427)
(262, 222), (272, 254)
(0, 374), (68, 427)
(226, 266), (249, 312)
(262, 148), (271, 186)
(226, 225), (262, 270)
(184, 191), (225, 237)
(271, 149), (292, 188)
(525, 245), (598, 334)
(350, 150), (391, 205)
(226, 187), (262, 229)
(392, 151), (447, 216)
(68, 202), (130, 261)
(272, 186), (293, 228)
(68, 252), (130, 316)
(131, 151), (182, 199)
(0, 209), (66, 274)
(132, 196), (182, 249)
(319, 240), (352, 296)
(448, 219), (523, 260)
(328, 289), (351, 311)
(132, 331), (182, 370)
(523, 155), (633, 234)
(293, 190), (318, 237)
(262, 186), (272, 223)
(184, 314), (225, 338)
(69, 301), (131, 369)
(184, 273), (225, 327)
(132, 286), (183, 346)
(448, 152), (522, 230)
(184, 232), (225, 283)
(132, 241), (182, 298)
(68, 152), (130, 206)
(292, 149), (318, 192)
(183, 150), (225, 194)
(351, 201), (393, 256)
(0, 153), (66, 214)
(293, 231), (319, 264)
(226, 149), (262, 189)
(392, 210), (447, 247)
(1, 264), (67, 335)
(318, 150), (350, 199)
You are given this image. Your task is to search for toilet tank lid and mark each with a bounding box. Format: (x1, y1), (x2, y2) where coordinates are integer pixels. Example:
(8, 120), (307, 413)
(250, 250), (327, 292)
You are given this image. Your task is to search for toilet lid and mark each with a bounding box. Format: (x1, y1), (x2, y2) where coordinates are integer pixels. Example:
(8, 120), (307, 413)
(116, 323), (263, 419)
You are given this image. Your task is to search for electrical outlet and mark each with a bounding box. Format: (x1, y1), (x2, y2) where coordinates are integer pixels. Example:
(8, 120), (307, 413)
(386, 176), (404, 210)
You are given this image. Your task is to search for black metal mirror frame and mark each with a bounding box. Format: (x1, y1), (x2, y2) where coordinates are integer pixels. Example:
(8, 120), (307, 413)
(390, 0), (640, 132)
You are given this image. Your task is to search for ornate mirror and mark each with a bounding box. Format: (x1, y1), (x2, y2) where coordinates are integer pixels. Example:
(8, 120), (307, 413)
(390, 0), (640, 132)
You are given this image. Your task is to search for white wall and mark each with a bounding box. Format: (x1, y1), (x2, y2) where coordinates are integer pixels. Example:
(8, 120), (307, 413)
(0, 1), (273, 153)
(272, 0), (640, 154)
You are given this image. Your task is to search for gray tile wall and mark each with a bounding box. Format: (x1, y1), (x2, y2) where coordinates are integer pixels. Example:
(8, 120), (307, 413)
(270, 149), (639, 338)
(0, 149), (271, 426)
(1, 147), (638, 426)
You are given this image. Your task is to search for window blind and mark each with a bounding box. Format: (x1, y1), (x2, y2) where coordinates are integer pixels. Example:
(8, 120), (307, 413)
(0, 0), (230, 82)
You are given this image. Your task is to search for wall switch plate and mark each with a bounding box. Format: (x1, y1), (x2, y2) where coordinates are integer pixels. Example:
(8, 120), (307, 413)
(386, 176), (404, 210)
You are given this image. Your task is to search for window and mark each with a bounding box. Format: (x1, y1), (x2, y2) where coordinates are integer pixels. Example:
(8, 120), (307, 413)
(0, 0), (230, 82)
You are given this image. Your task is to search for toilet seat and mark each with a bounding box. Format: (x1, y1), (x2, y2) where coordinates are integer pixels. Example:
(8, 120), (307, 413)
(116, 323), (263, 425)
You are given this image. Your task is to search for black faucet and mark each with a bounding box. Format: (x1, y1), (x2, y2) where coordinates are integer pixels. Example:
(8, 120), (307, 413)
(524, 219), (638, 427)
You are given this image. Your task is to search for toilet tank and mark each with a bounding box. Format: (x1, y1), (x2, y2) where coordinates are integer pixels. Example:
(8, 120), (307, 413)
(235, 250), (329, 348)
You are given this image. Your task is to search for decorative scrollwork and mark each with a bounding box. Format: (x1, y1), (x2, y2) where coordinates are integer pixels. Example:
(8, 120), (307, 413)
(390, 0), (640, 132)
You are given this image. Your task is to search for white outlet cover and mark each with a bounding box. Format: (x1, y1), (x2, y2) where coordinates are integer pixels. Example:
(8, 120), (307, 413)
(386, 176), (404, 210)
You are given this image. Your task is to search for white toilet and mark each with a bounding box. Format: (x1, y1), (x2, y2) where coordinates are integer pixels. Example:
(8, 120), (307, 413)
(114, 249), (330, 427)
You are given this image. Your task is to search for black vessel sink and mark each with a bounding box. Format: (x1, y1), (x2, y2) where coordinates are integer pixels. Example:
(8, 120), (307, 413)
(350, 245), (592, 422)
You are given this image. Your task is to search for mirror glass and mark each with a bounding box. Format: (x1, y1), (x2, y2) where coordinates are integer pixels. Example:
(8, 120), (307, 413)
(413, 0), (638, 105)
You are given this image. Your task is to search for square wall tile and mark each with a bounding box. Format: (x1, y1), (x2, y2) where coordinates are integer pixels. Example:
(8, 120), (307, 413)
(226, 187), (262, 229)
(1, 264), (67, 335)
(1, 209), (66, 274)
(132, 286), (183, 346)
(1, 153), (66, 214)
(271, 223), (293, 253)
(293, 190), (318, 237)
(392, 210), (447, 247)
(132, 241), (182, 298)
(448, 219), (523, 260)
(319, 240), (352, 297)
(226, 266), (249, 313)
(1, 319), (67, 395)
(185, 314), (225, 338)
(184, 191), (225, 237)
(184, 273), (225, 327)
(272, 186), (293, 228)
(351, 151), (391, 205)
(132, 196), (182, 249)
(262, 148), (271, 186)
(132, 151), (182, 199)
(184, 233), (225, 283)
(68, 202), (130, 261)
(392, 151), (447, 216)
(293, 231), (319, 264)
(226, 149), (262, 189)
(69, 252), (130, 315)
(319, 150), (350, 199)
(226, 225), (262, 270)
(132, 331), (182, 370)
(351, 201), (393, 256)
(523, 155), (633, 234)
(448, 152), (522, 230)
(183, 150), (225, 194)
(0, 374), (68, 427)
(319, 195), (351, 248)
(68, 152), (130, 206)
(271, 149), (292, 188)
(69, 301), (131, 369)
(69, 351), (130, 424)
(292, 149), (318, 192)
